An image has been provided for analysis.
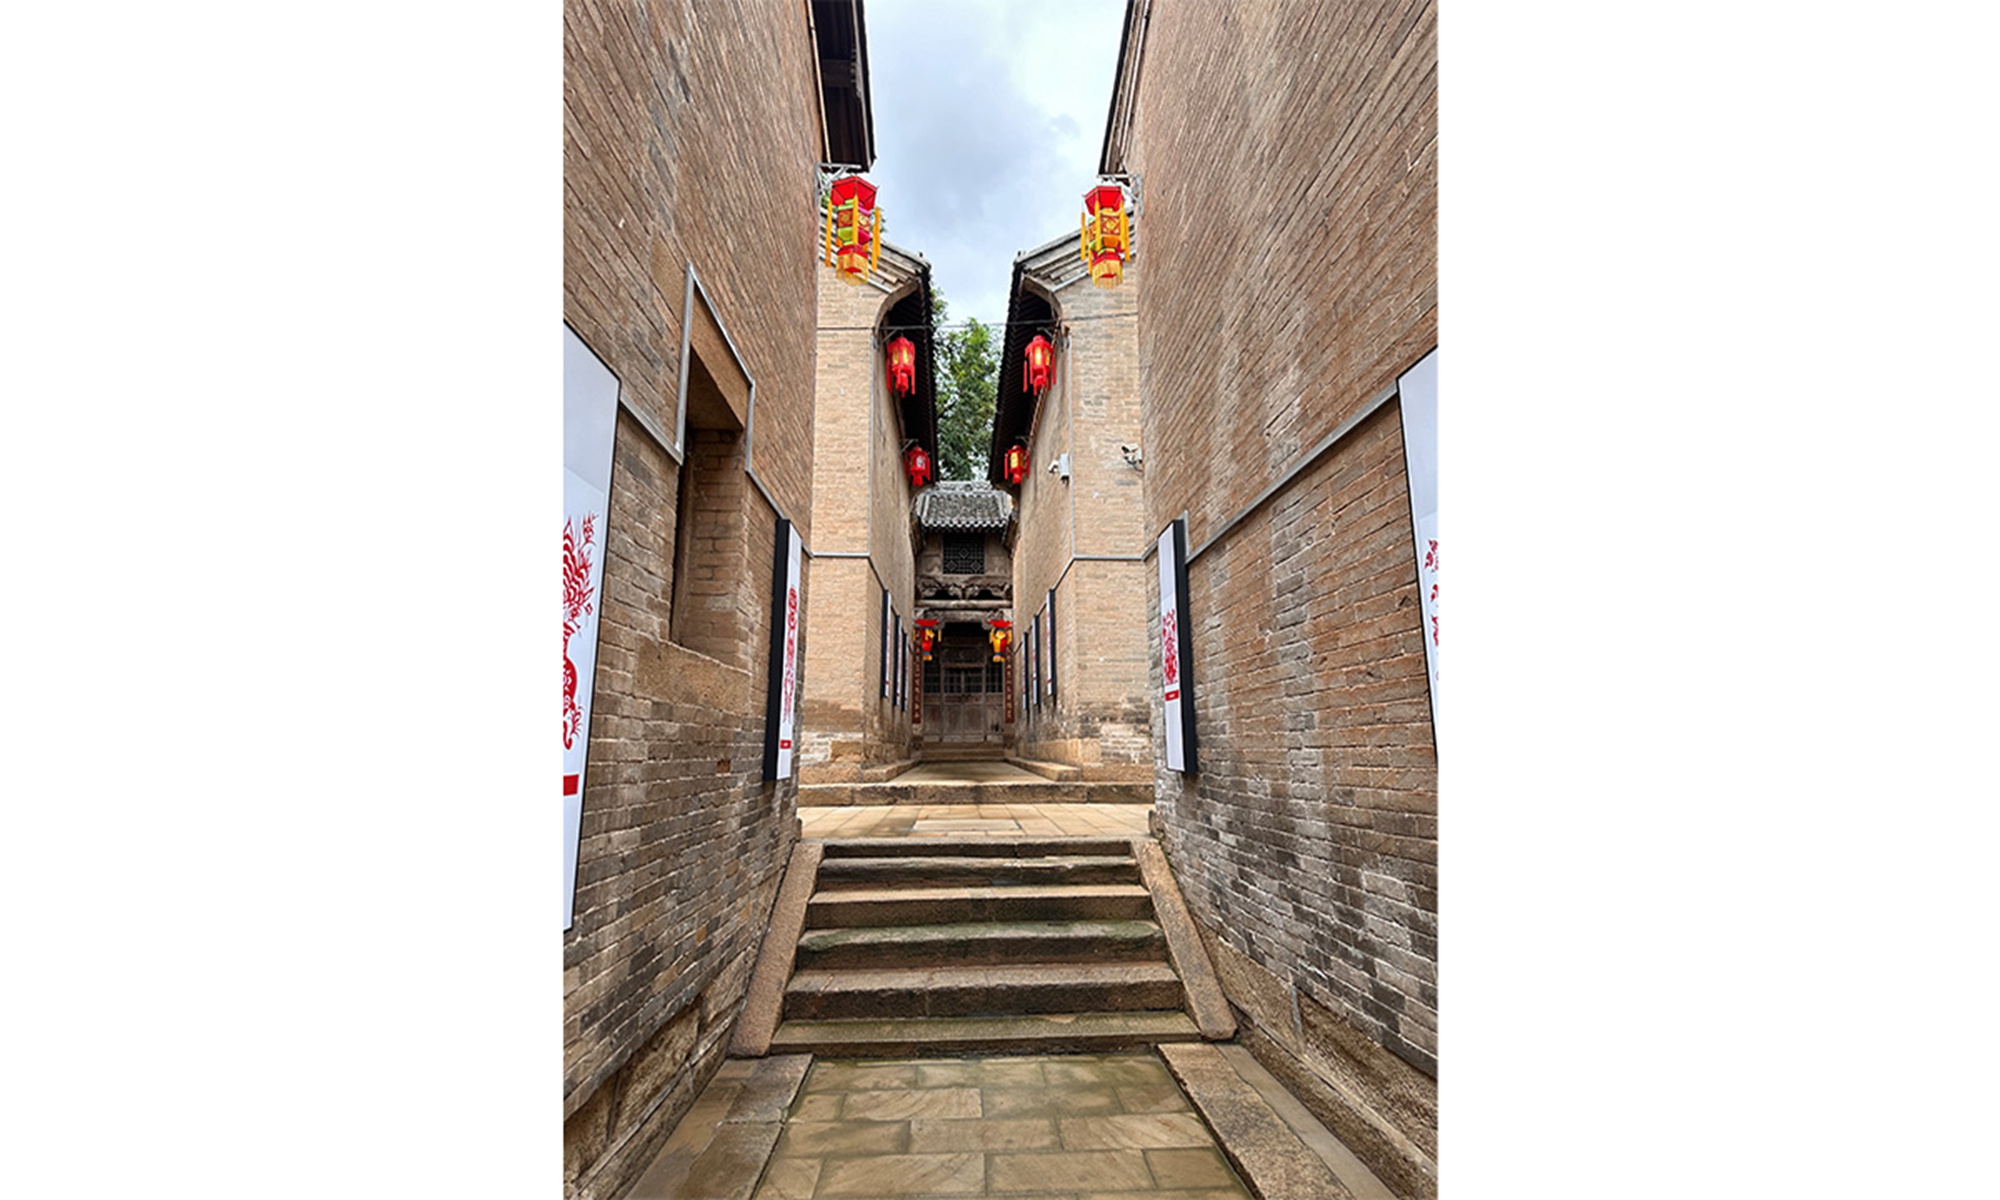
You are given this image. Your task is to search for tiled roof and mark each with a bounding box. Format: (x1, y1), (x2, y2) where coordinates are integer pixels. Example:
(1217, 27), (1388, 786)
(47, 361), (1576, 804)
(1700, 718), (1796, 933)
(915, 481), (1014, 530)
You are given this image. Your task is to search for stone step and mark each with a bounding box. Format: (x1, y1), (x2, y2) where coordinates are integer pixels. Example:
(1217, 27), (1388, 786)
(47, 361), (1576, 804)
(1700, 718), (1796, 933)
(766, 1010), (1204, 1057)
(793, 919), (1168, 970)
(797, 780), (1154, 806)
(782, 962), (1185, 1020)
(804, 884), (1156, 928)
(914, 744), (1009, 761)
(818, 836), (1135, 859)
(813, 854), (1140, 890)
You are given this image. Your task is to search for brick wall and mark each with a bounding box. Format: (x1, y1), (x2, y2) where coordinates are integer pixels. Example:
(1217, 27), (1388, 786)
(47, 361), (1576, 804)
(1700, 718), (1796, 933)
(1114, 2), (1439, 1196)
(562, 0), (827, 1195)
(1009, 255), (1152, 778)
(799, 259), (921, 778)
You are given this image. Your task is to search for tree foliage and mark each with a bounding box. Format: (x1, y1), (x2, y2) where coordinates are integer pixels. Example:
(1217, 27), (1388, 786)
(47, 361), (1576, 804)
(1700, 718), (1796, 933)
(930, 290), (997, 481)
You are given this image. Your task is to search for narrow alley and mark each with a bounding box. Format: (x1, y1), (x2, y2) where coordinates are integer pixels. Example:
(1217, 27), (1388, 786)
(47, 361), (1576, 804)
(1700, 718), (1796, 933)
(564, 2), (1437, 1198)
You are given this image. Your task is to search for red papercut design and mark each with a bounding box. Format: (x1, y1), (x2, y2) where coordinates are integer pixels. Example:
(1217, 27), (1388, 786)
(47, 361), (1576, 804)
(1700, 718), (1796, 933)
(1431, 614), (1440, 646)
(1161, 610), (1180, 687)
(563, 514), (598, 750)
(780, 584), (799, 729)
(1424, 539), (1438, 571)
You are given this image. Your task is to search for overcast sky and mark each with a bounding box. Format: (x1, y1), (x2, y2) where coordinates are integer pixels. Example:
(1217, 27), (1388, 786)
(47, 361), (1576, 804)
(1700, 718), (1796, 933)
(864, 0), (1130, 329)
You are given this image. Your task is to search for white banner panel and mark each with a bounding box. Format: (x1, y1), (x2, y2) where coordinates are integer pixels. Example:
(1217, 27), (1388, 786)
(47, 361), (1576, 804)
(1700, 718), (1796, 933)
(563, 326), (620, 931)
(764, 520), (804, 780)
(1397, 349), (1440, 720)
(1157, 518), (1197, 773)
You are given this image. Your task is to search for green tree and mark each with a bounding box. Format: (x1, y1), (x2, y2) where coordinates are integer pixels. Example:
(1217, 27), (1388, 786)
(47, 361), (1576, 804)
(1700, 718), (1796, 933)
(930, 290), (997, 481)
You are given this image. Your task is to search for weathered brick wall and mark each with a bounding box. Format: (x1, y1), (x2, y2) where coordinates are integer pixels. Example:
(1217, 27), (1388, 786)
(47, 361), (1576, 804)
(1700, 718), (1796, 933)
(1009, 261), (1152, 777)
(669, 426), (752, 667)
(1117, 2), (1438, 1196)
(799, 262), (920, 778)
(562, 0), (826, 1194)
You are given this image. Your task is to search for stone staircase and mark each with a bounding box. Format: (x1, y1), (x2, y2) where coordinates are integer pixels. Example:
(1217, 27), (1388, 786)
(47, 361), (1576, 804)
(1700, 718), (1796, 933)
(731, 837), (1234, 1059)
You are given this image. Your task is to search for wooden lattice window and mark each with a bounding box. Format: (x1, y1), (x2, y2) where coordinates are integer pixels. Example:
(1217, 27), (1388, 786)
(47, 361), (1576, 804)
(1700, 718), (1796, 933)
(942, 533), (985, 575)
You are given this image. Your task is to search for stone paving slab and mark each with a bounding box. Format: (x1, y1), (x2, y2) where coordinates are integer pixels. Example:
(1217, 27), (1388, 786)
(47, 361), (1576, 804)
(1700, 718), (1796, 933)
(755, 1052), (1255, 1200)
(1158, 1043), (1356, 1200)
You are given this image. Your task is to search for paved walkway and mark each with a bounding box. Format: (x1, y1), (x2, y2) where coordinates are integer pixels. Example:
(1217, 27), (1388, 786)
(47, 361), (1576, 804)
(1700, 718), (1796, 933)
(799, 804), (1152, 841)
(755, 1052), (1254, 1199)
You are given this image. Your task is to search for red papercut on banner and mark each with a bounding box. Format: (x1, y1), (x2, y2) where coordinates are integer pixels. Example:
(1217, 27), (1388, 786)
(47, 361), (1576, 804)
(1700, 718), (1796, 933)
(563, 514), (598, 749)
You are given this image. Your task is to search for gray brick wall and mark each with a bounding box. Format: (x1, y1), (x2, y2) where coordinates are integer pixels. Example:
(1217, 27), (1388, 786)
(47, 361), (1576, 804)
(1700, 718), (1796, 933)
(1115, 1), (1438, 1195)
(1010, 255), (1152, 777)
(562, 0), (827, 1195)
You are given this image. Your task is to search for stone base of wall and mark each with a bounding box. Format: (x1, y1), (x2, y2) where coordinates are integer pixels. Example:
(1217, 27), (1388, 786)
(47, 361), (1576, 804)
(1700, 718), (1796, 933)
(796, 731), (918, 783)
(797, 755), (919, 784)
(1012, 745), (1154, 784)
(1017, 725), (1152, 778)
(563, 927), (765, 1199)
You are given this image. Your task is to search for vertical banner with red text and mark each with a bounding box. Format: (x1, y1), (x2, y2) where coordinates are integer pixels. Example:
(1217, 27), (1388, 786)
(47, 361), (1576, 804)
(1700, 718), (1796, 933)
(564, 326), (620, 930)
(763, 519), (804, 780)
(1397, 349), (1439, 723)
(1158, 518), (1198, 773)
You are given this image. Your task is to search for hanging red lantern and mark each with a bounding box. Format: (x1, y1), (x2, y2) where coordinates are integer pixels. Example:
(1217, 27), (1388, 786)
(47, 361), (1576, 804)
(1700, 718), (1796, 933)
(1003, 440), (1029, 486)
(886, 335), (916, 396)
(903, 442), (933, 489)
(914, 618), (939, 660)
(824, 175), (881, 284)
(987, 619), (1013, 663)
(1080, 184), (1130, 289)
(1023, 334), (1053, 393)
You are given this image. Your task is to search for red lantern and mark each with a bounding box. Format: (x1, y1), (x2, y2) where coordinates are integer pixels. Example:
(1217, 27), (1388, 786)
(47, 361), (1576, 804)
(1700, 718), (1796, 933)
(914, 618), (939, 660)
(1023, 334), (1053, 393)
(988, 619), (1013, 663)
(903, 443), (933, 489)
(886, 335), (916, 396)
(824, 175), (881, 284)
(1080, 184), (1130, 289)
(1003, 441), (1029, 486)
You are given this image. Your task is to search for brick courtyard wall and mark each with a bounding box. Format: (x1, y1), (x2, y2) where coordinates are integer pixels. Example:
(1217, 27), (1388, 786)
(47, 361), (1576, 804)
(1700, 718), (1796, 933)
(1009, 260), (1152, 780)
(1114, 2), (1439, 1197)
(562, 1), (826, 1195)
(799, 260), (921, 779)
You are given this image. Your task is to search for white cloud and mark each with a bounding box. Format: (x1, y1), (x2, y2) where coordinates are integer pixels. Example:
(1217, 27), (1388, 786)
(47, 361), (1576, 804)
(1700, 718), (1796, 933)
(865, 0), (1128, 327)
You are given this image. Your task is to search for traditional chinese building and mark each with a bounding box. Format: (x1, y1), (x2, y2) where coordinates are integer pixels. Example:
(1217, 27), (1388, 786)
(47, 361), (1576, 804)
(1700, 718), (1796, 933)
(561, 2), (876, 1196)
(1098, 1), (1441, 1195)
(795, 240), (939, 782)
(911, 482), (1016, 755)
(991, 233), (1154, 781)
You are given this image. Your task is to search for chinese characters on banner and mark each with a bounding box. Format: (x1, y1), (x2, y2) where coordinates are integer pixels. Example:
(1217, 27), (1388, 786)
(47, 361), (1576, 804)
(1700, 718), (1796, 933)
(1157, 517), (1198, 772)
(763, 520), (803, 780)
(1397, 349), (1439, 720)
(564, 326), (621, 931)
